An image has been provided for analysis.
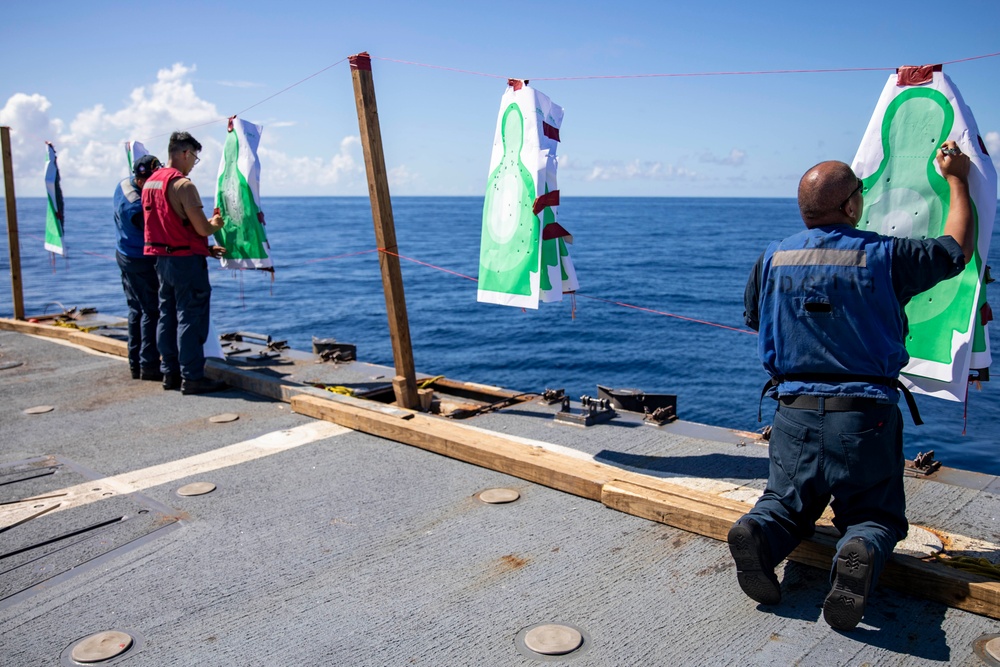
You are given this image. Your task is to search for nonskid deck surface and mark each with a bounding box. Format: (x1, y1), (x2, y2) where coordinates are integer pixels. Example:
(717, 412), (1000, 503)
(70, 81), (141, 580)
(1, 328), (999, 666)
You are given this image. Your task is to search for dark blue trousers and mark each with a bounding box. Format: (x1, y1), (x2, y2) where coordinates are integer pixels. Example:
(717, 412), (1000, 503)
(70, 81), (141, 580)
(746, 400), (907, 587)
(117, 251), (160, 372)
(155, 255), (211, 381)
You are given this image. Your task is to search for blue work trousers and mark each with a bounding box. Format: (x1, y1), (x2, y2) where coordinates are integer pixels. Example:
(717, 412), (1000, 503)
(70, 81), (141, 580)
(117, 251), (160, 372)
(155, 255), (211, 380)
(746, 400), (907, 587)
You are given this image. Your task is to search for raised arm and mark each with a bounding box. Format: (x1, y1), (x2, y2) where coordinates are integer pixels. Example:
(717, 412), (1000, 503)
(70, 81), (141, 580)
(938, 140), (974, 264)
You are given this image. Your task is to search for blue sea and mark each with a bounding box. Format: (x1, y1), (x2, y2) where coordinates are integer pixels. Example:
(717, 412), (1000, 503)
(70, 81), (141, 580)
(2, 196), (999, 474)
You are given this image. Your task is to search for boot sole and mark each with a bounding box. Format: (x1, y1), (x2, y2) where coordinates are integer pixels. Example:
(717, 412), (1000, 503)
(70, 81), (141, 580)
(728, 522), (781, 605)
(823, 538), (872, 630)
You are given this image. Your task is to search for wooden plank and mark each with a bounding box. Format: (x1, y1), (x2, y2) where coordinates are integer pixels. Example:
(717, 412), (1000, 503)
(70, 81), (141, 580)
(0, 317), (77, 340)
(292, 393), (610, 501)
(602, 479), (1000, 620)
(348, 52), (418, 410)
(602, 479), (746, 541)
(67, 331), (127, 357)
(1, 127), (24, 320)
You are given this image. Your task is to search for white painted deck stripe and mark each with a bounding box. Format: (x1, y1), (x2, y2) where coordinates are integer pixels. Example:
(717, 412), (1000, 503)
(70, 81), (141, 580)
(1, 421), (350, 528)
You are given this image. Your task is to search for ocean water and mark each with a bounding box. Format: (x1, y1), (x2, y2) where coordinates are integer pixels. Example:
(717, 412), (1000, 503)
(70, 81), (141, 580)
(2, 196), (999, 475)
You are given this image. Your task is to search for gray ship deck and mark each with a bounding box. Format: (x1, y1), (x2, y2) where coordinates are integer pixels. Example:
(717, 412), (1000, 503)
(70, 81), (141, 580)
(2, 323), (1000, 666)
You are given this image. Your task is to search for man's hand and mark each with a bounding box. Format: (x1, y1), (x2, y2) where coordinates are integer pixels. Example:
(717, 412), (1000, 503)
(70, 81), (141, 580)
(209, 212), (225, 232)
(938, 140), (970, 182)
(209, 245), (227, 258)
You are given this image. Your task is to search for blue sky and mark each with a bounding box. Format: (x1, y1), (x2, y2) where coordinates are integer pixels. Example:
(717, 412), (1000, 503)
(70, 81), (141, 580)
(1, 0), (998, 198)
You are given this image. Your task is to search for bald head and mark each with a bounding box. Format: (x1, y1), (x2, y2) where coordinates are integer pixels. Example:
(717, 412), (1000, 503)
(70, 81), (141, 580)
(798, 161), (861, 227)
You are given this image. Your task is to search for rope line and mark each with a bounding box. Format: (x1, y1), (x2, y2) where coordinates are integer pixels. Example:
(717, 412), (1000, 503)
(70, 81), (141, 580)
(371, 56), (508, 80)
(301, 247), (380, 264)
(236, 57), (350, 117)
(140, 57), (351, 144)
(377, 248), (480, 282)
(575, 293), (756, 334)
(374, 50), (1000, 82)
(19, 50), (999, 150)
(376, 247), (752, 334)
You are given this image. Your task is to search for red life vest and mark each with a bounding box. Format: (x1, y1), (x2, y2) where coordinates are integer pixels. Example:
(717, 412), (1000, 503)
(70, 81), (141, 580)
(142, 167), (210, 256)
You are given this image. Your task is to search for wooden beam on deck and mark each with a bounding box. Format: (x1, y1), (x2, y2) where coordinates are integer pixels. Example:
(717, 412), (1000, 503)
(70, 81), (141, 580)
(348, 52), (418, 410)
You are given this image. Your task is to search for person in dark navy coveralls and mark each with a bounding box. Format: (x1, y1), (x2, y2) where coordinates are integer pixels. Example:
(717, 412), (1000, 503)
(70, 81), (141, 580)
(728, 140), (974, 630)
(113, 154), (163, 380)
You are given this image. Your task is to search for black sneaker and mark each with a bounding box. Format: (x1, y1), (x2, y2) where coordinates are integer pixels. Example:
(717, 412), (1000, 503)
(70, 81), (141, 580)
(130, 366), (140, 380)
(823, 536), (874, 631)
(181, 377), (228, 395)
(162, 372), (181, 391)
(140, 368), (164, 382)
(728, 517), (781, 605)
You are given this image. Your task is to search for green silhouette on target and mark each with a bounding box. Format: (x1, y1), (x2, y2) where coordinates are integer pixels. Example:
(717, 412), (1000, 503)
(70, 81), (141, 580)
(479, 103), (539, 297)
(859, 88), (982, 368)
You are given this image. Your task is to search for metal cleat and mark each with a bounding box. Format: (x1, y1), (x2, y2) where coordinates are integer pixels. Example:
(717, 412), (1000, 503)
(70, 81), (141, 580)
(905, 450), (942, 477)
(643, 405), (677, 426)
(555, 394), (617, 427)
(541, 388), (566, 404)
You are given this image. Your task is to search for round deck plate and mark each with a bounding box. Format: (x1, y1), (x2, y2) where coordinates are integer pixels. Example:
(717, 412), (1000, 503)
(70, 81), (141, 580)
(209, 413), (239, 424)
(478, 488), (520, 504)
(177, 482), (217, 497)
(523, 624), (583, 656)
(70, 630), (133, 663)
(974, 633), (1000, 665)
(23, 405), (54, 415)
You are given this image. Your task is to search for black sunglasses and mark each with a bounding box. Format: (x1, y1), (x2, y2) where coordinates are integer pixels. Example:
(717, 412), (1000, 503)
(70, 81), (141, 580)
(839, 178), (864, 210)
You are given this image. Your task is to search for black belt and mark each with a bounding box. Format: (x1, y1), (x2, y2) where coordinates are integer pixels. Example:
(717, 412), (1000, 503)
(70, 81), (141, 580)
(778, 395), (884, 411)
(145, 242), (190, 254)
(759, 373), (923, 426)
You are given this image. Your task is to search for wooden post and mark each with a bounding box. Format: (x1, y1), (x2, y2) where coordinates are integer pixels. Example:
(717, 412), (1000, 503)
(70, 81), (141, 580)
(1, 127), (25, 320)
(349, 52), (418, 409)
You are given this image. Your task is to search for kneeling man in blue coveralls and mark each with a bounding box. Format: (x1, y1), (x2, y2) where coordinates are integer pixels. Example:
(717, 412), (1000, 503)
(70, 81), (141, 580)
(142, 131), (228, 395)
(730, 140), (973, 630)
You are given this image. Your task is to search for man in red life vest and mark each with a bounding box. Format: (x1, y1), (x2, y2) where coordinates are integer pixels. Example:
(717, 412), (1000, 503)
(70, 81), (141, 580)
(142, 131), (227, 395)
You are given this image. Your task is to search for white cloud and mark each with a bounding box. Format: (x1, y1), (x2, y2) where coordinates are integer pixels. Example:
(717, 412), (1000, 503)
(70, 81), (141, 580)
(583, 159), (698, 182)
(0, 93), (65, 192)
(257, 135), (366, 195)
(0, 65), (413, 197)
(701, 148), (747, 166)
(388, 164), (418, 190)
(0, 63), (224, 196)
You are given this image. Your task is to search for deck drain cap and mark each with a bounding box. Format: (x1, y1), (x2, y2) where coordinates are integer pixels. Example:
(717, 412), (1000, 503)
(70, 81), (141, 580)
(24, 405), (54, 414)
(478, 488), (520, 504)
(70, 630), (133, 663)
(209, 413), (239, 423)
(523, 624), (582, 655)
(177, 482), (217, 496)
